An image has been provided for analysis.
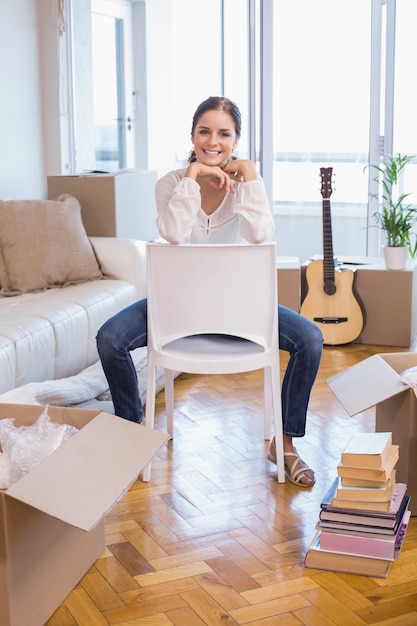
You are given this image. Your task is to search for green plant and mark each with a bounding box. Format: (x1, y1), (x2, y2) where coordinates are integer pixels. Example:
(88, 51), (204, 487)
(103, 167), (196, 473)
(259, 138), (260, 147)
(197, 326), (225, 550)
(366, 153), (416, 256)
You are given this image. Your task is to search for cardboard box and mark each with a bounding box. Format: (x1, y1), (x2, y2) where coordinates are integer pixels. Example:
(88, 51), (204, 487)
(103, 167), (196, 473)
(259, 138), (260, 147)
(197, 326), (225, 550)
(0, 404), (168, 626)
(47, 170), (158, 241)
(327, 352), (417, 514)
(277, 256), (300, 312)
(301, 256), (417, 347)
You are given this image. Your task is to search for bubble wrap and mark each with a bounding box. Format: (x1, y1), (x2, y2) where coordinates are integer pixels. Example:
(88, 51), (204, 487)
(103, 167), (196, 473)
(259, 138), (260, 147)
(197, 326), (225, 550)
(0, 406), (78, 488)
(400, 366), (417, 388)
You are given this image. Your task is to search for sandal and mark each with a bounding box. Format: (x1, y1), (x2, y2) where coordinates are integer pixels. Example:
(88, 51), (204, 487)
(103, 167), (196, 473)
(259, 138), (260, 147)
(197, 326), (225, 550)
(284, 450), (315, 488)
(267, 439), (315, 488)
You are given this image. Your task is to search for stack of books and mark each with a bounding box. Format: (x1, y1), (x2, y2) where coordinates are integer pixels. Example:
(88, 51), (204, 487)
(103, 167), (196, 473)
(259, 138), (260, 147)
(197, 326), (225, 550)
(305, 432), (411, 578)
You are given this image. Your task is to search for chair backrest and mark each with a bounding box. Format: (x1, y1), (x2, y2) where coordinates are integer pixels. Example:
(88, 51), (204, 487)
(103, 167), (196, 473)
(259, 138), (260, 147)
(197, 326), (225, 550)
(146, 242), (278, 351)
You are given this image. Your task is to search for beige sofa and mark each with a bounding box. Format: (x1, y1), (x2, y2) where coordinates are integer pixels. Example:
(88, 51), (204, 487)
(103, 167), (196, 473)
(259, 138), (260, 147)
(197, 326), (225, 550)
(0, 195), (147, 396)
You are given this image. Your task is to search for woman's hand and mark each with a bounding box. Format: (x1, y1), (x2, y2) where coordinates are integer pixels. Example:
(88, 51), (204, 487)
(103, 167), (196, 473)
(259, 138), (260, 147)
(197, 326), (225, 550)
(184, 162), (233, 191)
(185, 159), (257, 192)
(222, 159), (257, 184)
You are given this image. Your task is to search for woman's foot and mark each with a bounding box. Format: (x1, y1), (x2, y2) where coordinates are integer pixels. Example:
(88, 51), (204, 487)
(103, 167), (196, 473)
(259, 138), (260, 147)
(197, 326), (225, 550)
(268, 437), (315, 487)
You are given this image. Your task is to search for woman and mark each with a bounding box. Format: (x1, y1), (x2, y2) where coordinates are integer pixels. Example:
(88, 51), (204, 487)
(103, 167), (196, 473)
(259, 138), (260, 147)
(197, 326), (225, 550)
(97, 96), (323, 487)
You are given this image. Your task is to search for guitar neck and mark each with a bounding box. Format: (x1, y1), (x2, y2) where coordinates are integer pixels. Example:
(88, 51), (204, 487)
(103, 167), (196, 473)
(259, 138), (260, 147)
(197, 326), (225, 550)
(323, 197), (335, 282)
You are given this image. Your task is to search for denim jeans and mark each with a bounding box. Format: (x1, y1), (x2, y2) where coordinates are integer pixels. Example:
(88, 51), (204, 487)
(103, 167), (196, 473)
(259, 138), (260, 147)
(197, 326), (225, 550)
(96, 300), (323, 436)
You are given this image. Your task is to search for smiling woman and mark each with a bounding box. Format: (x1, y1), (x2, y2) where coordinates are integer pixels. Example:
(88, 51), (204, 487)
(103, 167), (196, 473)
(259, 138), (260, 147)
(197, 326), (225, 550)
(156, 96), (269, 244)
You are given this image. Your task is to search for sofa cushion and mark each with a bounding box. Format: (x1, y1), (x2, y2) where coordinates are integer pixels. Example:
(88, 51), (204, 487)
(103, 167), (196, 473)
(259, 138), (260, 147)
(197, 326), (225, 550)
(0, 195), (103, 295)
(0, 278), (137, 393)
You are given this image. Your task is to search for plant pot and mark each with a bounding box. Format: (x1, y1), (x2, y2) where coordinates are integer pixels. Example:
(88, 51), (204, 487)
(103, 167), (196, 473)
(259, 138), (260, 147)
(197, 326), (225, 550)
(383, 246), (408, 270)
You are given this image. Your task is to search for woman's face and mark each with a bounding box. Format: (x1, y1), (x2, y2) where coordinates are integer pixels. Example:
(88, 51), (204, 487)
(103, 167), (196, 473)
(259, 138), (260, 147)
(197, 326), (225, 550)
(191, 109), (239, 167)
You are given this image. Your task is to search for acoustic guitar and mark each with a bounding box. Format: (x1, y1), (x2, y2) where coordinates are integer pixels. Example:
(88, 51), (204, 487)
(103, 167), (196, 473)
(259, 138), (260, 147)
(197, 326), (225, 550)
(300, 167), (363, 345)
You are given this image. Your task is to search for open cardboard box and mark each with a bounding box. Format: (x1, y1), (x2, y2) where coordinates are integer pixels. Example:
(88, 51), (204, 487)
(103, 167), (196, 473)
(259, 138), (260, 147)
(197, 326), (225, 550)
(327, 352), (417, 515)
(0, 404), (168, 626)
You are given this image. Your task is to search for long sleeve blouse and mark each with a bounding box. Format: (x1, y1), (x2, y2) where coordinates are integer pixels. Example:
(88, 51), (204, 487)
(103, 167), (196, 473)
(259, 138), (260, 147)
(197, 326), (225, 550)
(155, 168), (274, 244)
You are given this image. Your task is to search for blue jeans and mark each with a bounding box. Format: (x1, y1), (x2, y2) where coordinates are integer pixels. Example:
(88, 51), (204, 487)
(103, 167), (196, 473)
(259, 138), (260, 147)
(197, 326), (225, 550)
(96, 300), (323, 436)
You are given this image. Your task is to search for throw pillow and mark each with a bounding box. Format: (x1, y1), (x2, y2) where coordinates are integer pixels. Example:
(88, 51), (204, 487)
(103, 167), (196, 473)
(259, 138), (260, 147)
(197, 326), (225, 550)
(0, 194), (103, 294)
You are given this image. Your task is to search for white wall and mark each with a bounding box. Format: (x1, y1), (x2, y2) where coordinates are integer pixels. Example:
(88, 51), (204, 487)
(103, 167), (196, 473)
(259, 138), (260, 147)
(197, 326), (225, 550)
(139, 0), (176, 178)
(71, 0), (94, 173)
(0, 0), (63, 199)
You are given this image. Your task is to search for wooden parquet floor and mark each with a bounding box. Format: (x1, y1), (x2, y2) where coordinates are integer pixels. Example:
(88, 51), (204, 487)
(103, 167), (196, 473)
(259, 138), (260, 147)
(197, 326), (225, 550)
(47, 343), (417, 626)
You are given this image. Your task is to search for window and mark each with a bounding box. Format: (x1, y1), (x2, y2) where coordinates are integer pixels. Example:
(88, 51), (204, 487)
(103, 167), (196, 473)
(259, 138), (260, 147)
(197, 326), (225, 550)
(67, 0), (416, 262)
(271, 0), (371, 262)
(70, 0), (134, 172)
(393, 0), (417, 204)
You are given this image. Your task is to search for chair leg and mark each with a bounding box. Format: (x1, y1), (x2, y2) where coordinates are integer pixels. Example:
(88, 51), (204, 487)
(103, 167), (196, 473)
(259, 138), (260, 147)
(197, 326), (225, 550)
(269, 363), (285, 483)
(263, 367), (272, 439)
(141, 363), (157, 482)
(164, 368), (174, 437)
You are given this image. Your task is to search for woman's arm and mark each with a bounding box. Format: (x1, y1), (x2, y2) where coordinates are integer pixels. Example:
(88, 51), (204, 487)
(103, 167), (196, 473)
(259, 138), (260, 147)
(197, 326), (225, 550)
(155, 171), (201, 244)
(222, 159), (274, 243)
(232, 178), (275, 243)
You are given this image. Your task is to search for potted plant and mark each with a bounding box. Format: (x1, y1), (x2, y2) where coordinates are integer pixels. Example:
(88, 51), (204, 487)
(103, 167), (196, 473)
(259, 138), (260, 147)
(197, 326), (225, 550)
(366, 153), (416, 269)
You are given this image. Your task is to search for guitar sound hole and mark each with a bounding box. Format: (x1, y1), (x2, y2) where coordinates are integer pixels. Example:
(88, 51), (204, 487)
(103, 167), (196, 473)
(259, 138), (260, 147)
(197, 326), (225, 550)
(324, 281), (336, 296)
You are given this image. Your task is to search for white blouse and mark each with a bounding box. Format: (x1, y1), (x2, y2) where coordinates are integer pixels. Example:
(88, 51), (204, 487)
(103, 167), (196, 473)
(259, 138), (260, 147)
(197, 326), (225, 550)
(155, 168), (274, 244)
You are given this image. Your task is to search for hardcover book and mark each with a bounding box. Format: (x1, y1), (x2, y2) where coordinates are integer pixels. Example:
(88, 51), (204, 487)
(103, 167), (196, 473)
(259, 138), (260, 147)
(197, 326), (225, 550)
(341, 470), (395, 489)
(319, 494), (410, 531)
(318, 509), (410, 560)
(337, 445), (399, 482)
(341, 432), (393, 468)
(304, 531), (393, 578)
(335, 476), (394, 502)
(320, 478), (407, 519)
(330, 494), (394, 511)
(318, 518), (400, 536)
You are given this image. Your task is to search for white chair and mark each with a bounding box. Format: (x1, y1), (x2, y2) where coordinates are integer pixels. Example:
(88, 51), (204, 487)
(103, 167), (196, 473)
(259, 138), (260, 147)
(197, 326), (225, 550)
(142, 242), (285, 483)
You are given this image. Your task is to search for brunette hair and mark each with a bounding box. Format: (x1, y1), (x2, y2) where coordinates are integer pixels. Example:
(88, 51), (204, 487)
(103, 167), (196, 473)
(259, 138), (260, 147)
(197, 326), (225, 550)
(188, 96), (242, 164)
